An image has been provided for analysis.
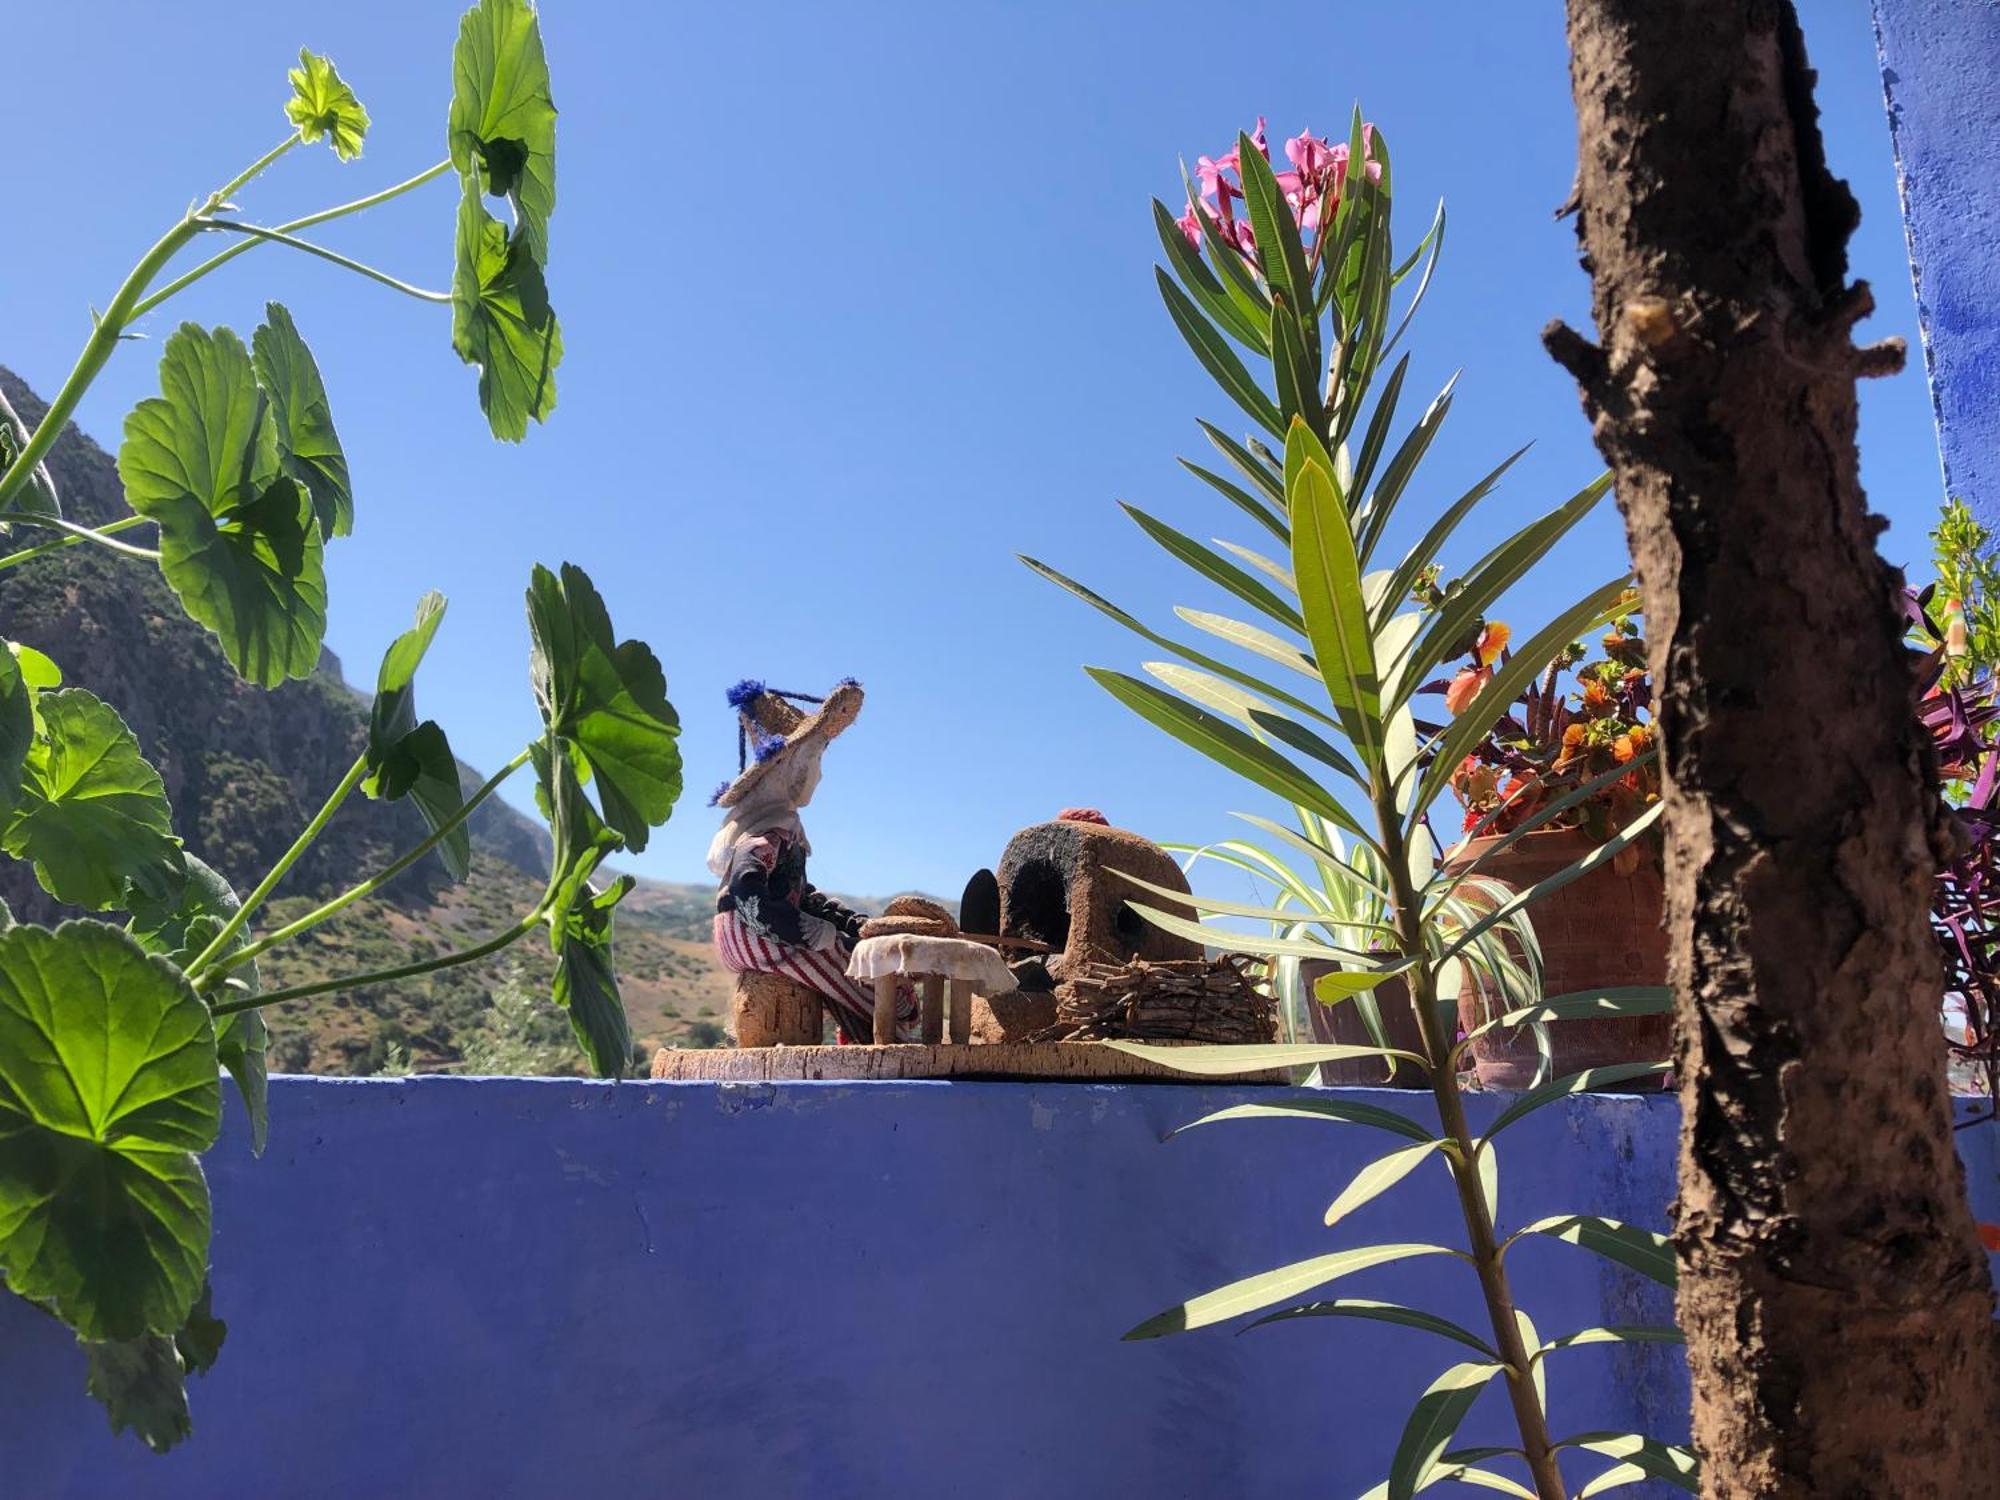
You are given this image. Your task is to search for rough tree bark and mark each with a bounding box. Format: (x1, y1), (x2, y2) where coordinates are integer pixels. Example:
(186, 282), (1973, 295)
(1545, 3), (1999, 1495)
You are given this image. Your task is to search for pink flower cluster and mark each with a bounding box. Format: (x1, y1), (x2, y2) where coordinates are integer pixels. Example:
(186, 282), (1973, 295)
(1176, 118), (1378, 263)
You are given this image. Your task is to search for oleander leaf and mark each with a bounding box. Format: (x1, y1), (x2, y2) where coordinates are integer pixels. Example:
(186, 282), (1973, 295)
(448, 0), (557, 266)
(1324, 1139), (1448, 1227)
(285, 49), (369, 161)
(0, 922), (218, 1342)
(1157, 267), (1282, 436)
(1243, 1297), (1495, 1357)
(1103, 1039), (1424, 1076)
(1124, 1242), (1455, 1339)
(251, 302), (351, 538)
(1562, 1433), (1698, 1494)
(1537, 1324), (1684, 1359)
(452, 184), (562, 441)
(2, 690), (182, 910)
(1388, 1361), (1505, 1500)
(1167, 1096), (1434, 1145)
(1514, 1216), (1677, 1288)
(526, 562), (681, 851)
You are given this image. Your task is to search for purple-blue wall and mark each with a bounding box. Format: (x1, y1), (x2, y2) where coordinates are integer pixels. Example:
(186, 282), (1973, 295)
(1874, 0), (2000, 523)
(4, 1079), (1994, 1497)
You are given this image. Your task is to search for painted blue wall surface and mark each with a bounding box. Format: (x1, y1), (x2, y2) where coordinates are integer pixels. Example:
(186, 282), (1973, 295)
(1875, 0), (2000, 523)
(1, 1079), (1994, 1499)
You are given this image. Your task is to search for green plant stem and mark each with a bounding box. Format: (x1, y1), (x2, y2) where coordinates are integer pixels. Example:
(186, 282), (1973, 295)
(0, 134), (309, 515)
(213, 748), (533, 978)
(214, 134), (300, 202)
(190, 220), (451, 304)
(0, 515), (154, 570)
(1376, 788), (1569, 1500)
(212, 903), (548, 1018)
(131, 158), (453, 320)
(184, 754), (370, 979)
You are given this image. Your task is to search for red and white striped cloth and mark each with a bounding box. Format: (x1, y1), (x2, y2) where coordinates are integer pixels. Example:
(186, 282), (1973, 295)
(713, 911), (913, 1041)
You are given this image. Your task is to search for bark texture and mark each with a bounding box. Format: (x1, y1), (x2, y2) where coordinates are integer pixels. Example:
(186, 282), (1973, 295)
(1547, 3), (1999, 1494)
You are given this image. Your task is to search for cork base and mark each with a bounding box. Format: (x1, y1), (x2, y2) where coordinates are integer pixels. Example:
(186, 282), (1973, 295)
(650, 1041), (1286, 1084)
(729, 971), (824, 1047)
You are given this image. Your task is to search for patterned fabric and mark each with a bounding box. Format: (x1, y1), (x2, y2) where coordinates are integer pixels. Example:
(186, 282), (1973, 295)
(713, 824), (912, 1041)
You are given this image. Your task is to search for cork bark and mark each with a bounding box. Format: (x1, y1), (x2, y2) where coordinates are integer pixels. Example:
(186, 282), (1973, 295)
(1546, 3), (1999, 1493)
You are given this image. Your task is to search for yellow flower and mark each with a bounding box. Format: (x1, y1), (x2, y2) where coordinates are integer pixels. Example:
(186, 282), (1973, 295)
(1475, 621), (1511, 667)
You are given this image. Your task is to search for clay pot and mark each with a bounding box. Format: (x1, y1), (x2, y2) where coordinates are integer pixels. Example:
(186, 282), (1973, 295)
(1446, 827), (1671, 1090)
(1297, 963), (1431, 1088)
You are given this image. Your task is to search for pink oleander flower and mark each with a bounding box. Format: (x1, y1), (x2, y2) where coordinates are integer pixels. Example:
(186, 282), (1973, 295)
(1176, 201), (1203, 249)
(1195, 149), (1241, 207)
(1182, 118), (1377, 266)
(1284, 130), (1339, 178)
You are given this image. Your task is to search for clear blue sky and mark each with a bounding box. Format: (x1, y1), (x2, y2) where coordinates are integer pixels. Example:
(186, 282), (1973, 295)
(1, 1), (1940, 901)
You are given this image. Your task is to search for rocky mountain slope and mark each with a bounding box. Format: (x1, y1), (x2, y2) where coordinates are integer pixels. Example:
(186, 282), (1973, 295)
(0, 367), (736, 1073)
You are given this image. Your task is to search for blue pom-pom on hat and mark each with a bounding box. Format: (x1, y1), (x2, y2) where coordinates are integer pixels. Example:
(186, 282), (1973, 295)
(724, 678), (766, 709)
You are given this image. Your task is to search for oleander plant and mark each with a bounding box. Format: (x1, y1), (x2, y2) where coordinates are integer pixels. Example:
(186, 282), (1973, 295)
(0, 0), (681, 1450)
(1028, 114), (1694, 1497)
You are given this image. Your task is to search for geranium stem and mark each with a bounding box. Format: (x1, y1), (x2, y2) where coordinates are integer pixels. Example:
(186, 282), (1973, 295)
(190, 220), (451, 304)
(185, 753), (370, 980)
(0, 515), (155, 571)
(210, 747), (533, 978)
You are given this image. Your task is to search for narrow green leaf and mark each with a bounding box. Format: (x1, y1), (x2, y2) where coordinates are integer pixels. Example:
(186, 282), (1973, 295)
(1480, 992), (1672, 1038)
(1245, 708), (1369, 791)
(1289, 437), (1380, 764)
(1269, 291), (1323, 433)
(1538, 1324), (1685, 1359)
(1409, 575), (1635, 815)
(1324, 1139), (1447, 1227)
(1348, 351), (1410, 505)
(1196, 419), (1286, 509)
(1177, 608), (1318, 680)
(1388, 1361), (1504, 1500)
(1513, 1216), (1677, 1288)
(1382, 199), (1447, 360)
(1104, 1039), (1425, 1077)
(1561, 1433), (1699, 1494)
(1157, 268), (1282, 436)
(1121, 502), (1303, 631)
(1168, 1097), (1433, 1145)
(1178, 459), (1287, 541)
(1400, 472), (1615, 693)
(1123, 1243), (1455, 1339)
(1356, 374), (1456, 565)
(1243, 1297), (1495, 1357)
(1237, 132), (1316, 371)
(1444, 806), (1663, 964)
(1152, 199), (1267, 351)
(1375, 445), (1532, 633)
(1482, 1063), (1672, 1143)
(1125, 901), (1405, 970)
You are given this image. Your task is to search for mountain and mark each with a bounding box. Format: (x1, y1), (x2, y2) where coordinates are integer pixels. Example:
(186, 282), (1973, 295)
(0, 367), (735, 1073)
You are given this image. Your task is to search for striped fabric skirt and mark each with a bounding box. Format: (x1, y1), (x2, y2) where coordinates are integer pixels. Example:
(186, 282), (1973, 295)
(712, 911), (914, 1041)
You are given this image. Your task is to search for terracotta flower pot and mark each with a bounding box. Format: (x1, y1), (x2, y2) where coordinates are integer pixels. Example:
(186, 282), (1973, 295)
(1297, 963), (1431, 1088)
(1445, 826), (1671, 1090)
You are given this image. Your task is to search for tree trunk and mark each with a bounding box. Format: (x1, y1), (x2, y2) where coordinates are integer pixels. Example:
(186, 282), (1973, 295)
(1546, 3), (1999, 1495)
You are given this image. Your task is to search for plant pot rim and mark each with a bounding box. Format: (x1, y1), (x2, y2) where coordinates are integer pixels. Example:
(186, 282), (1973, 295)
(1443, 821), (1661, 870)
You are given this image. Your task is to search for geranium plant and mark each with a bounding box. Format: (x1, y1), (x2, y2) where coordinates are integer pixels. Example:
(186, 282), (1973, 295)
(0, 0), (680, 1451)
(1029, 115), (1692, 1497)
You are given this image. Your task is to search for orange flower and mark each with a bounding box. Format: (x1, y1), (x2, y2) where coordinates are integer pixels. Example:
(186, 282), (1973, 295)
(1475, 621), (1511, 667)
(1613, 731), (1638, 764)
(1554, 721), (1589, 772)
(1445, 666), (1491, 715)
(1582, 678), (1612, 713)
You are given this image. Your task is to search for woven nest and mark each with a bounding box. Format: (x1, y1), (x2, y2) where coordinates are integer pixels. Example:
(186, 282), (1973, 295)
(1032, 956), (1277, 1044)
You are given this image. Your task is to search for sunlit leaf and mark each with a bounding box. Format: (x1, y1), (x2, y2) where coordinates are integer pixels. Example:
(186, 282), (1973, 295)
(1289, 432), (1380, 764)
(1480, 1064), (1671, 1151)
(1167, 1096), (1433, 1145)
(0, 922), (218, 1342)
(361, 593), (469, 880)
(526, 562), (681, 851)
(126, 857), (268, 1154)
(1104, 1039), (1424, 1077)
(449, 0), (557, 266)
(1538, 1324), (1684, 1359)
(1124, 1242), (1456, 1339)
(1388, 1361), (1504, 1500)
(1561, 1433), (1698, 1494)
(1513, 1216), (1677, 1288)
(1122, 502), (1303, 632)
(2, 690), (182, 910)
(452, 185), (562, 441)
(1243, 1297), (1495, 1356)
(1324, 1139), (1447, 1227)
(1157, 268), (1282, 436)
(285, 49), (369, 161)
(0, 645), (31, 820)
(251, 303), (351, 538)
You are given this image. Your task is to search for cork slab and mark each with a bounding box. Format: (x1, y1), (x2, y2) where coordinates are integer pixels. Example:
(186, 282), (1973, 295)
(649, 1042), (1287, 1084)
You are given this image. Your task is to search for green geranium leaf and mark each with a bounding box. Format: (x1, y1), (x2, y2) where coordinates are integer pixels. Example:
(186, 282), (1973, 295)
(0, 645), (32, 820)
(0, 383), (60, 522)
(452, 185), (561, 441)
(120, 324), (327, 686)
(128, 857), (269, 1155)
(448, 0), (556, 266)
(82, 1281), (225, 1454)
(0, 921), (219, 1343)
(537, 739), (619, 928)
(2, 689), (183, 910)
(526, 563), (680, 851)
(252, 303), (352, 538)
(285, 49), (369, 161)
(553, 875), (632, 1080)
(360, 594), (468, 880)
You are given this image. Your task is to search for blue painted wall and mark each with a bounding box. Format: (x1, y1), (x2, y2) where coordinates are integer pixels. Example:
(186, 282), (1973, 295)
(4, 1079), (1992, 1498)
(1875, 0), (2000, 522)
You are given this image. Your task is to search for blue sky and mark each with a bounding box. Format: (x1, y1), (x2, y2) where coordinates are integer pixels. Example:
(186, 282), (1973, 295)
(2, 1), (1940, 901)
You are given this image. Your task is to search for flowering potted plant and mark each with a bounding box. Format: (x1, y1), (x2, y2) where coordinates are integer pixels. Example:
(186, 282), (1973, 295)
(1422, 589), (1669, 1085)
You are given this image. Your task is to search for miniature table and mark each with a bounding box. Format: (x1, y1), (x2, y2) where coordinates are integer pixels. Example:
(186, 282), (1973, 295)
(847, 933), (1019, 1044)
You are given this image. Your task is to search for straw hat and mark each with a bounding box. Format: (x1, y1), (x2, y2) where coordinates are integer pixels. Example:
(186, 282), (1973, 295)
(710, 677), (865, 807)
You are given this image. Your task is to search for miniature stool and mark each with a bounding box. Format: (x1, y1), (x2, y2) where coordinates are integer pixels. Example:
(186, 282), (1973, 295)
(847, 932), (1019, 1044)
